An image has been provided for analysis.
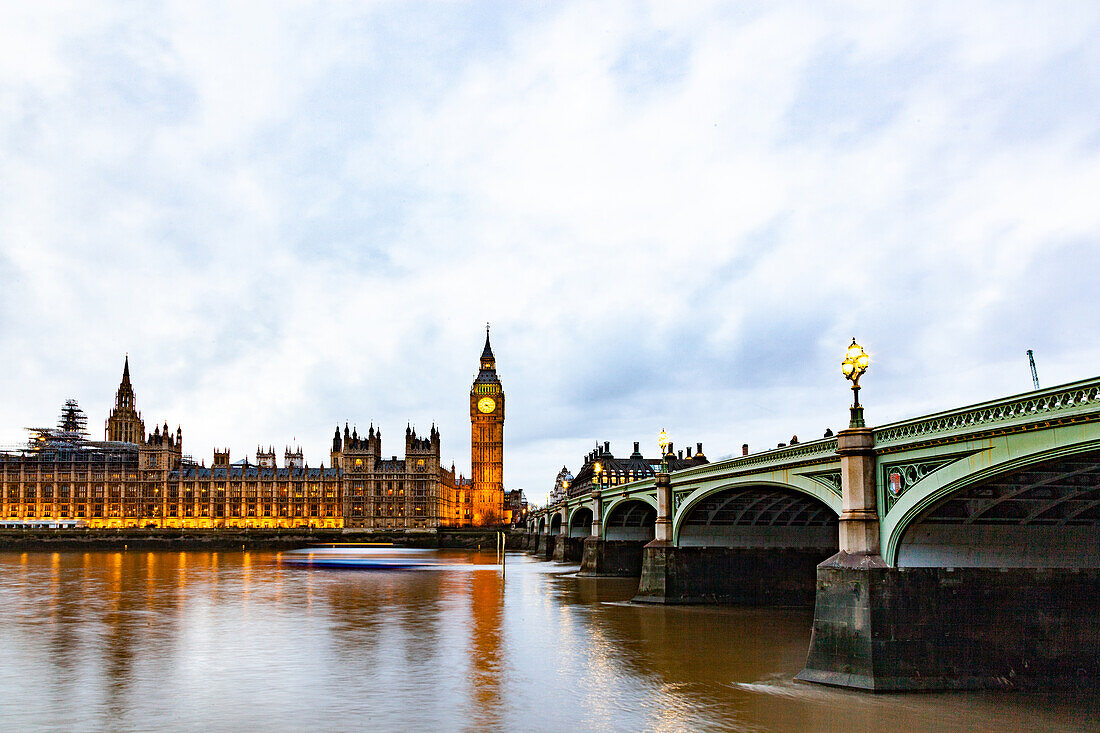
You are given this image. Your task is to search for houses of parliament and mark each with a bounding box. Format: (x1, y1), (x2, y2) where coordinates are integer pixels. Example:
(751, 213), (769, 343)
(0, 333), (509, 530)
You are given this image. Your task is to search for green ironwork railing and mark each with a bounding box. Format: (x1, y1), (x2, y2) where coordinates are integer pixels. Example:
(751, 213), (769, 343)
(874, 377), (1100, 447)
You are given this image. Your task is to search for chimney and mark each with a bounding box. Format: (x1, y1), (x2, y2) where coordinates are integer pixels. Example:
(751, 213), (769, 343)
(697, 442), (703, 454)
(677, 450), (683, 460)
(742, 443), (749, 456)
(604, 441), (610, 454)
(633, 441), (640, 454)
(667, 442), (674, 456)
(686, 447), (692, 457)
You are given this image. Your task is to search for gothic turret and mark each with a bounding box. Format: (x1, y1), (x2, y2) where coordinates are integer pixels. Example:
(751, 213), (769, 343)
(285, 447), (304, 469)
(105, 355), (145, 444)
(258, 445), (276, 468)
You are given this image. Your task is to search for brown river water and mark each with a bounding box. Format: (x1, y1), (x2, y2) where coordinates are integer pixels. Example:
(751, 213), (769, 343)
(0, 549), (1096, 732)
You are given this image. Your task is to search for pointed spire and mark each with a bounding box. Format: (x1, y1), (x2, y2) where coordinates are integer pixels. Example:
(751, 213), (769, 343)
(116, 354), (134, 399)
(481, 323), (495, 362)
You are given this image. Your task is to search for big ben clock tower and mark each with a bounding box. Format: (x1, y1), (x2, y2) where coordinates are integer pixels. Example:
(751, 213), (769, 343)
(470, 325), (504, 526)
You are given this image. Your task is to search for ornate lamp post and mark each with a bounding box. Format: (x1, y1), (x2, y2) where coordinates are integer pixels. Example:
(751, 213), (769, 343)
(658, 429), (669, 473)
(593, 462), (603, 490)
(841, 338), (870, 428)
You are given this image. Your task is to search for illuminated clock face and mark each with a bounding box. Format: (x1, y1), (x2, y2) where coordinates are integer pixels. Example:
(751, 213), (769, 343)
(477, 397), (496, 414)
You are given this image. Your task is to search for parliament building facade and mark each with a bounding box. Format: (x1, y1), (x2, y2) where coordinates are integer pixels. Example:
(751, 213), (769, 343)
(0, 335), (508, 530)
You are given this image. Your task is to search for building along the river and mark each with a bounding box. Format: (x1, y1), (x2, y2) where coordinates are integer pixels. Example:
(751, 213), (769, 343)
(0, 335), (511, 529)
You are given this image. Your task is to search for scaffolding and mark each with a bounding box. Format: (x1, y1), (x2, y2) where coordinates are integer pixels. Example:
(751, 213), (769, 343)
(1, 400), (137, 465)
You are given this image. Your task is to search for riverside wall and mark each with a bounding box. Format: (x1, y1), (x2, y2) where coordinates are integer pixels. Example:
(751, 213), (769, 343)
(0, 528), (520, 551)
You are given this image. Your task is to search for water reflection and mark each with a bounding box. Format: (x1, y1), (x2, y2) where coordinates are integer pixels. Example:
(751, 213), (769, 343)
(0, 551), (1095, 732)
(467, 568), (504, 730)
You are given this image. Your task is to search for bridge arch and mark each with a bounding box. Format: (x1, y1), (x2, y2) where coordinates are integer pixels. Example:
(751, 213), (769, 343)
(568, 506), (593, 538)
(549, 513), (563, 536)
(602, 496), (657, 541)
(673, 480), (839, 549)
(887, 444), (1100, 567)
(536, 516), (545, 535)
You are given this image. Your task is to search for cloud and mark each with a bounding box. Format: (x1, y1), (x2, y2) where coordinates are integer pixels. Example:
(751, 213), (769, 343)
(1, 2), (1100, 505)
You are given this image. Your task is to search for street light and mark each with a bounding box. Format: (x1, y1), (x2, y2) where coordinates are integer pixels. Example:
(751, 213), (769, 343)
(658, 429), (670, 473)
(841, 338), (870, 428)
(593, 462), (603, 489)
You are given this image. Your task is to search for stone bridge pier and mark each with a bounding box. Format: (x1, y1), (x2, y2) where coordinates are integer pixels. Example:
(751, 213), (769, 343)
(528, 516), (547, 555)
(540, 514), (562, 560)
(523, 525), (538, 551)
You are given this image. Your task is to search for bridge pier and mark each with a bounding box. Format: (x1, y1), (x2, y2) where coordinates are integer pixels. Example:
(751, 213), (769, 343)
(797, 559), (1100, 689)
(634, 546), (830, 605)
(553, 535), (585, 563)
(541, 533), (556, 560)
(578, 537), (647, 576)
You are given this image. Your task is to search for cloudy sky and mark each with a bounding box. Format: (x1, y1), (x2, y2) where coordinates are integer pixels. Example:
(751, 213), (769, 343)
(2, 2), (1099, 504)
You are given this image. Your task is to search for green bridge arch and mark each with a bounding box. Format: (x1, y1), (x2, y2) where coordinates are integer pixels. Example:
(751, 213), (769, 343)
(672, 475), (842, 546)
(881, 424), (1100, 566)
(601, 493), (658, 541)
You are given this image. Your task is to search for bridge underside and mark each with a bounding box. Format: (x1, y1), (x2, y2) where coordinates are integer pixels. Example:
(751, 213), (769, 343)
(680, 486), (838, 550)
(605, 501), (656, 541)
(898, 451), (1100, 567)
(568, 508), (592, 538)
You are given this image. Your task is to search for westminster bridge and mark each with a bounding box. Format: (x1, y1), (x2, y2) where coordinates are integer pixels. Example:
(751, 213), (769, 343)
(522, 377), (1100, 690)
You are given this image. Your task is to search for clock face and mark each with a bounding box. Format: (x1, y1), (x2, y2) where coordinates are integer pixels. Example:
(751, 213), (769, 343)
(477, 397), (496, 414)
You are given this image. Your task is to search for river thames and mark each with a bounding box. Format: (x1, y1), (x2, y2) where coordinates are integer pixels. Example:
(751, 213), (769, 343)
(0, 549), (1095, 732)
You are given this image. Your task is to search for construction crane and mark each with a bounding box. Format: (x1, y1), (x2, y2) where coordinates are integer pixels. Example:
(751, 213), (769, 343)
(1027, 349), (1040, 390)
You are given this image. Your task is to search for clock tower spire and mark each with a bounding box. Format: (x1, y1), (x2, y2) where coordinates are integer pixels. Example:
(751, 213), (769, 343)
(470, 325), (504, 526)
